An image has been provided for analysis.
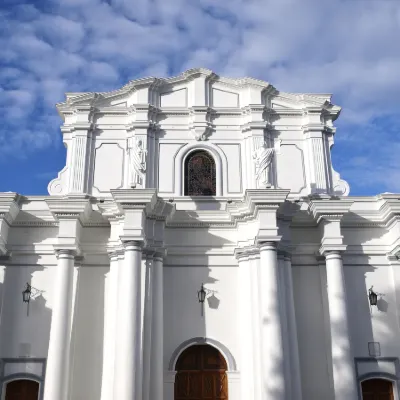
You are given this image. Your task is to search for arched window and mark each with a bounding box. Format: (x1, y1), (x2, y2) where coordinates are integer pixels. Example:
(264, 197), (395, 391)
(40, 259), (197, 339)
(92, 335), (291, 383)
(184, 150), (216, 196)
(5, 379), (39, 400)
(175, 344), (228, 400)
(361, 378), (394, 400)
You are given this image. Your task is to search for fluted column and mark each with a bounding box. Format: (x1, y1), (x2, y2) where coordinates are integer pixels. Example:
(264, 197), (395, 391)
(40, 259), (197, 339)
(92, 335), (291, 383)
(324, 250), (357, 399)
(237, 252), (254, 399)
(100, 251), (120, 400)
(150, 254), (164, 400)
(249, 253), (262, 400)
(113, 241), (143, 400)
(142, 253), (154, 400)
(278, 252), (291, 400)
(283, 254), (302, 399)
(259, 242), (285, 400)
(43, 249), (76, 400)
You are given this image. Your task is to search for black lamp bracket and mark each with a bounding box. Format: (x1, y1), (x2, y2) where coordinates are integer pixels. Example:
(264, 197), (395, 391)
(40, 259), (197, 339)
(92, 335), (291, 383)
(24, 283), (44, 302)
(369, 286), (384, 298)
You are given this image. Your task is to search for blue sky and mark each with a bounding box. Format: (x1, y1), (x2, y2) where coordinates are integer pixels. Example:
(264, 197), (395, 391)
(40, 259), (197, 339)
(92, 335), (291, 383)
(1, 0), (400, 196)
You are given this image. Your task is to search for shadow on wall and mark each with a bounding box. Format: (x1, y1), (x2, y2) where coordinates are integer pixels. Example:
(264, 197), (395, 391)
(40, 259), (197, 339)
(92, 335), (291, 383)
(0, 254), (52, 370)
(291, 207), (399, 399)
(164, 196), (236, 399)
(69, 262), (106, 400)
(337, 211), (398, 397)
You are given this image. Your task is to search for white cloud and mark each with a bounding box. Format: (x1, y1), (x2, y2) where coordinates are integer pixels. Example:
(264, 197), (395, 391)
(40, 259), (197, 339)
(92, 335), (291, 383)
(1, 0), (400, 194)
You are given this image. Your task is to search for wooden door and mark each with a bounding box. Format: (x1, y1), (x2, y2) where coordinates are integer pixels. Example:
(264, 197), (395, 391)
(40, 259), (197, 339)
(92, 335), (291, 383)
(175, 344), (228, 400)
(361, 379), (394, 400)
(5, 380), (39, 400)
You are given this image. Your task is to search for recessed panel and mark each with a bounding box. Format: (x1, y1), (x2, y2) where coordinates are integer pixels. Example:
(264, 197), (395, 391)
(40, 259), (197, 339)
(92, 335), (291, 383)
(158, 143), (184, 193)
(160, 88), (187, 107)
(212, 88), (239, 108)
(93, 143), (124, 192)
(276, 144), (306, 194)
(216, 143), (242, 194)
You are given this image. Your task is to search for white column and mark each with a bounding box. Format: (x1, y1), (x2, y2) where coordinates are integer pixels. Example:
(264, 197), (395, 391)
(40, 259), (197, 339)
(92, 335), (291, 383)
(325, 251), (358, 400)
(283, 254), (302, 400)
(278, 253), (291, 400)
(113, 241), (143, 400)
(43, 250), (76, 400)
(150, 254), (164, 400)
(142, 254), (154, 400)
(100, 251), (120, 400)
(238, 253), (254, 399)
(259, 242), (285, 400)
(249, 254), (262, 400)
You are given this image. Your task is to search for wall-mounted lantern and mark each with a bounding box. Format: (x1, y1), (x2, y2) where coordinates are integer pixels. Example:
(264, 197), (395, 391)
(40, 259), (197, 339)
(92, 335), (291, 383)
(198, 284), (207, 304)
(22, 283), (43, 316)
(197, 283), (219, 316)
(22, 283), (32, 304)
(368, 286), (378, 306)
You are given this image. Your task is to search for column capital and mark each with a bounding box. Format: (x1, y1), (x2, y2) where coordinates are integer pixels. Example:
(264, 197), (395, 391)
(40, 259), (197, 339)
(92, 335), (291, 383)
(323, 250), (344, 260)
(55, 249), (77, 259)
(258, 241), (277, 252)
(123, 240), (143, 251)
(319, 244), (347, 257)
(107, 250), (120, 261)
(153, 252), (164, 262)
(234, 245), (259, 260)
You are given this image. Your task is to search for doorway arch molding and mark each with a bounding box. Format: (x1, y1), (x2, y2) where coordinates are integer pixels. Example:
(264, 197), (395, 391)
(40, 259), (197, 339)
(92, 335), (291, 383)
(168, 336), (238, 372)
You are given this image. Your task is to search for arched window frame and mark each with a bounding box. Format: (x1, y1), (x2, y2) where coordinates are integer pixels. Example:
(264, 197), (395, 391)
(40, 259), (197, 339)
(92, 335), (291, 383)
(176, 144), (226, 197)
(184, 150), (217, 196)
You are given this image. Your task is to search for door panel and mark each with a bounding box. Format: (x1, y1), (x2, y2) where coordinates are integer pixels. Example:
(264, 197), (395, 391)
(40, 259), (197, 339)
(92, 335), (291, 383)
(361, 379), (394, 400)
(175, 344), (228, 400)
(5, 380), (39, 400)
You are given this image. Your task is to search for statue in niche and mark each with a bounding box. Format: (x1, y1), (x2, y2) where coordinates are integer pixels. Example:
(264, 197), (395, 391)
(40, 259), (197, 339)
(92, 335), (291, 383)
(253, 141), (275, 188)
(127, 137), (147, 188)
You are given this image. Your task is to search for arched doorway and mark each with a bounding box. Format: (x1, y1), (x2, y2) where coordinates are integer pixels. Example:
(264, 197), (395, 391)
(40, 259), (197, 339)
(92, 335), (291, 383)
(361, 378), (394, 400)
(4, 379), (39, 400)
(175, 344), (228, 400)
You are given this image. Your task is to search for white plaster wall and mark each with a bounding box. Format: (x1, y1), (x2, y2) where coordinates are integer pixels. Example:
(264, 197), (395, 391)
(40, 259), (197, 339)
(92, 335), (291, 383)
(0, 265), (55, 359)
(163, 263), (240, 371)
(292, 264), (334, 400)
(345, 264), (400, 359)
(69, 265), (107, 400)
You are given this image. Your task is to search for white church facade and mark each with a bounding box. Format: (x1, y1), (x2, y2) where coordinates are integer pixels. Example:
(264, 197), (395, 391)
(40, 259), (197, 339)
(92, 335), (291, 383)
(0, 68), (400, 400)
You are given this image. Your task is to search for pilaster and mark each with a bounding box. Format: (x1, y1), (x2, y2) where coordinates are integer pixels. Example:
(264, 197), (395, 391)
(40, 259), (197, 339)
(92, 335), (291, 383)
(302, 108), (333, 194)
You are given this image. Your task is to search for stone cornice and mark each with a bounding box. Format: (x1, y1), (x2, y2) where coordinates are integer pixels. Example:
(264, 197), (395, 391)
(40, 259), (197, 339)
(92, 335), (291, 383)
(0, 193), (21, 255)
(45, 196), (92, 223)
(0, 193), (21, 224)
(308, 199), (354, 224)
(111, 189), (158, 212)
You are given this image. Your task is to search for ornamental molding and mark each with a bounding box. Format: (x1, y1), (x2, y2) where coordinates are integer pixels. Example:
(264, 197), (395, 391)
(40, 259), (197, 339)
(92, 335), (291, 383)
(13, 221), (59, 227)
(308, 199), (354, 223)
(45, 196), (92, 223)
